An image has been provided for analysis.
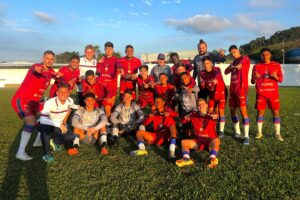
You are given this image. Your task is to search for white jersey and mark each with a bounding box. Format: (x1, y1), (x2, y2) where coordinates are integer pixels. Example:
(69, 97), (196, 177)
(78, 57), (97, 92)
(40, 97), (79, 127)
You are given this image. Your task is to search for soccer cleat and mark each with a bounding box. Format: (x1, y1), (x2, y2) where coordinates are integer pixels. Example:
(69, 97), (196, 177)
(275, 134), (284, 142)
(100, 147), (109, 155)
(67, 148), (79, 156)
(175, 158), (194, 167)
(256, 133), (263, 139)
(243, 137), (250, 145)
(111, 135), (119, 146)
(33, 132), (42, 147)
(205, 157), (219, 169)
(50, 139), (64, 152)
(16, 152), (33, 161)
(168, 154), (177, 162)
(218, 132), (225, 138)
(235, 133), (241, 139)
(42, 154), (54, 163)
(129, 149), (148, 156)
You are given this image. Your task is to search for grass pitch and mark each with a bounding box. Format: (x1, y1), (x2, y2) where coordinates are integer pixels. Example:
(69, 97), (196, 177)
(0, 87), (299, 199)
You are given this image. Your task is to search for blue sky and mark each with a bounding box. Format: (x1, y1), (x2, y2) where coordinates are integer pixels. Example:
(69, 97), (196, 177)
(0, 0), (299, 61)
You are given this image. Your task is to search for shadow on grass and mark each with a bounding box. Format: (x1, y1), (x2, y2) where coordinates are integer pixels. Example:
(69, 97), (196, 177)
(0, 127), (49, 200)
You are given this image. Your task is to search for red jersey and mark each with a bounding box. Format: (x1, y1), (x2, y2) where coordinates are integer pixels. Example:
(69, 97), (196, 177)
(81, 77), (107, 101)
(96, 56), (120, 81)
(199, 67), (226, 100)
(183, 112), (218, 139)
(119, 56), (141, 80)
(251, 61), (283, 99)
(155, 83), (175, 107)
(225, 56), (250, 95)
(136, 75), (155, 99)
(143, 112), (175, 133)
(12, 63), (56, 101)
(56, 65), (80, 89)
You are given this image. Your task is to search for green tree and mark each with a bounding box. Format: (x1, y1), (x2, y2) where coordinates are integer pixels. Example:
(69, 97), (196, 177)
(56, 51), (79, 63)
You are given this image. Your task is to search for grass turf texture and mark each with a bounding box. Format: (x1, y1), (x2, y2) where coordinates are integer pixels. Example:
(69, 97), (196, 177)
(0, 87), (299, 199)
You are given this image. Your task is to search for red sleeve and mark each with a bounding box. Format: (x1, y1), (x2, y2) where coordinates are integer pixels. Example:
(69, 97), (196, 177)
(251, 65), (257, 84)
(143, 116), (154, 126)
(276, 63), (283, 83)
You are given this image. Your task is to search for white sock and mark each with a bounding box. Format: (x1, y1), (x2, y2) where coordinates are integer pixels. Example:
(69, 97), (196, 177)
(257, 122), (263, 134)
(209, 154), (216, 159)
(183, 153), (190, 159)
(100, 134), (107, 144)
(244, 124), (249, 138)
(112, 127), (119, 137)
(169, 144), (176, 156)
(73, 137), (80, 146)
(138, 142), (145, 150)
(17, 131), (31, 154)
(234, 122), (241, 135)
(139, 125), (145, 131)
(219, 122), (225, 132)
(274, 123), (280, 135)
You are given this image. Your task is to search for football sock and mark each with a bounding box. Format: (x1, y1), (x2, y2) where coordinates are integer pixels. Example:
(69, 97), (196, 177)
(112, 127), (119, 137)
(219, 116), (226, 132)
(137, 141), (145, 150)
(182, 151), (190, 159)
(169, 138), (176, 156)
(209, 150), (218, 159)
(243, 118), (250, 138)
(17, 128), (33, 154)
(257, 116), (264, 134)
(231, 116), (241, 134)
(73, 137), (80, 147)
(273, 117), (281, 135)
(100, 134), (107, 145)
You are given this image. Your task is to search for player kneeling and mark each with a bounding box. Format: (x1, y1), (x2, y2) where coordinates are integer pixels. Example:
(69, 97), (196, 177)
(39, 84), (81, 162)
(130, 96), (177, 159)
(110, 89), (144, 145)
(176, 98), (220, 169)
(72, 93), (109, 155)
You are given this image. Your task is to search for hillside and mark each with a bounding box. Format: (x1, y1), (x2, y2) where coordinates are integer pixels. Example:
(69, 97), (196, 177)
(239, 26), (300, 63)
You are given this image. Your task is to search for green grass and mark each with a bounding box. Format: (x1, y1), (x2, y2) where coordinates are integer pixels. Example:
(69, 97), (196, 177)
(0, 87), (299, 199)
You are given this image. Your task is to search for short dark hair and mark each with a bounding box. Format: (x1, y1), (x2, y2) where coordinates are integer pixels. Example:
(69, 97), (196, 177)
(44, 50), (55, 57)
(170, 52), (179, 58)
(202, 56), (212, 62)
(260, 48), (271, 54)
(85, 70), (95, 77)
(228, 45), (238, 52)
(57, 83), (69, 90)
(159, 73), (168, 78)
(139, 65), (148, 71)
(70, 55), (80, 61)
(180, 72), (189, 78)
(155, 96), (165, 101)
(125, 45), (133, 49)
(84, 93), (96, 99)
(177, 62), (187, 69)
(124, 89), (133, 96)
(105, 41), (114, 48)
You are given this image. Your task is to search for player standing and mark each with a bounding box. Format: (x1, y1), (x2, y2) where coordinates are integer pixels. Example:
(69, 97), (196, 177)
(193, 39), (226, 99)
(96, 42), (120, 117)
(119, 45), (142, 100)
(225, 45), (251, 145)
(150, 53), (173, 83)
(11, 50), (56, 161)
(49, 55), (80, 97)
(251, 48), (284, 141)
(199, 56), (226, 138)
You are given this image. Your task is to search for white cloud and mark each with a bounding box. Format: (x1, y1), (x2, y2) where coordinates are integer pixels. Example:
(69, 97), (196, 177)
(129, 3), (135, 7)
(249, 0), (283, 8)
(165, 14), (232, 34)
(161, 1), (172, 5)
(142, 0), (152, 6)
(234, 14), (283, 35)
(129, 12), (139, 16)
(33, 11), (55, 23)
(174, 0), (181, 3)
(142, 12), (150, 16)
(0, 18), (38, 33)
